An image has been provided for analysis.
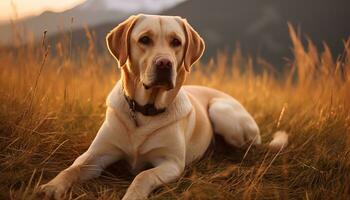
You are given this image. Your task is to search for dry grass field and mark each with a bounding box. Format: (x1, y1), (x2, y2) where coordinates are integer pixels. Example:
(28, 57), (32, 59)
(0, 26), (349, 200)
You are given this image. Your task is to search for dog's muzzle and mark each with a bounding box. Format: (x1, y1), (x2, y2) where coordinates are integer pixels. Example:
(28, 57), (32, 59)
(144, 57), (174, 90)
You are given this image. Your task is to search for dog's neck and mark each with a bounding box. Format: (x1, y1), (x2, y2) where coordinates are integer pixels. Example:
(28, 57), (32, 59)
(123, 94), (165, 116)
(120, 67), (183, 111)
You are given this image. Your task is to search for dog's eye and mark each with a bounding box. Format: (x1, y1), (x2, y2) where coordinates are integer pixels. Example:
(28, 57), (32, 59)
(139, 36), (151, 45)
(170, 38), (181, 47)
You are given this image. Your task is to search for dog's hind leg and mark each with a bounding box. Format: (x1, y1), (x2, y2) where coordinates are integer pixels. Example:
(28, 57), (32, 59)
(208, 98), (261, 148)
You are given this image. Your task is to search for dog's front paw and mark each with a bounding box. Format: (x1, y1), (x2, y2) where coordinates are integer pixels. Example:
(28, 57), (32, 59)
(38, 182), (68, 200)
(122, 188), (147, 200)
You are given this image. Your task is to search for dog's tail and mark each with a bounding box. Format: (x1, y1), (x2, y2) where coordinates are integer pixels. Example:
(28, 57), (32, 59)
(267, 131), (289, 151)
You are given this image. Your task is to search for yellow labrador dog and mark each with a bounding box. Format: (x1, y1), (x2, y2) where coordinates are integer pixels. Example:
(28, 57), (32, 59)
(39, 14), (288, 200)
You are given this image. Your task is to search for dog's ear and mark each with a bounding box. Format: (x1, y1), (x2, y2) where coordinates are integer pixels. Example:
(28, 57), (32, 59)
(182, 19), (205, 71)
(106, 15), (139, 67)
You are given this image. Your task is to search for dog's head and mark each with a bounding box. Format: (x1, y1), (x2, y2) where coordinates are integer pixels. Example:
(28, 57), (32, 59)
(106, 14), (205, 91)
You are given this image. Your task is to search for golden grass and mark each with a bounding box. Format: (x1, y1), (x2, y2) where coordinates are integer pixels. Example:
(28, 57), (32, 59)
(0, 26), (349, 200)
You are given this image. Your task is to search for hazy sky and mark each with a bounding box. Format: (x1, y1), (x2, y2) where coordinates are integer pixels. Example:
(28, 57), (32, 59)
(0, 0), (85, 22)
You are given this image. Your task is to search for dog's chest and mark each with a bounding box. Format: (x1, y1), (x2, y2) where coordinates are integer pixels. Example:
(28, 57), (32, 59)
(122, 128), (166, 171)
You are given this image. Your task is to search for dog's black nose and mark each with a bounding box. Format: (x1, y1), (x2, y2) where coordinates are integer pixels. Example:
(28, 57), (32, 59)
(155, 58), (172, 69)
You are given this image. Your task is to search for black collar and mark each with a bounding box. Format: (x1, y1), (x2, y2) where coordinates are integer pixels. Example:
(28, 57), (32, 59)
(124, 94), (166, 116)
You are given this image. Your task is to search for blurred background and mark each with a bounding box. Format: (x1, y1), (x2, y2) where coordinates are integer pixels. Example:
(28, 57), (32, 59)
(1, 2), (350, 199)
(0, 0), (349, 67)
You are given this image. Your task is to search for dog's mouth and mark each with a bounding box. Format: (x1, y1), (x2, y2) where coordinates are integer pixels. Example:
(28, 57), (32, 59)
(143, 68), (175, 90)
(143, 82), (174, 90)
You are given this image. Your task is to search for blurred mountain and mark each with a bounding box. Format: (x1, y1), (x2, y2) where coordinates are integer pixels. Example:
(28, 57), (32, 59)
(162, 0), (350, 66)
(78, 0), (184, 13)
(0, 0), (184, 45)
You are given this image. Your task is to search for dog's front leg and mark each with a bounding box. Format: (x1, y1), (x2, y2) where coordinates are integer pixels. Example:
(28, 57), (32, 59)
(39, 121), (123, 199)
(122, 160), (184, 200)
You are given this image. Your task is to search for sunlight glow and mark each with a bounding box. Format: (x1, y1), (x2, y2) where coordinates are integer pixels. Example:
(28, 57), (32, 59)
(0, 0), (86, 22)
